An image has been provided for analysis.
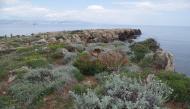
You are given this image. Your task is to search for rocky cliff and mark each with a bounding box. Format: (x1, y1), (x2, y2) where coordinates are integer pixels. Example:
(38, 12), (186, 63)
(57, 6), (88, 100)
(38, 29), (142, 43)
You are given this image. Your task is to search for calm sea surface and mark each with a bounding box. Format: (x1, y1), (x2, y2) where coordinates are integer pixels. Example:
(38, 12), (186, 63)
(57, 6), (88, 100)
(0, 23), (190, 76)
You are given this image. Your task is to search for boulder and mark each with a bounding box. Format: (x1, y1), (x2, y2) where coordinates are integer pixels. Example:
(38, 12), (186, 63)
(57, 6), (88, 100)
(58, 38), (64, 43)
(61, 48), (69, 56)
(153, 50), (175, 72)
(64, 43), (85, 52)
(48, 37), (57, 43)
(35, 39), (47, 45)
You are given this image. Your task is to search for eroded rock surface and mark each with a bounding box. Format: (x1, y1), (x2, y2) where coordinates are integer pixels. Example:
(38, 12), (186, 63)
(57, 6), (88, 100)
(154, 49), (175, 72)
(37, 29), (142, 43)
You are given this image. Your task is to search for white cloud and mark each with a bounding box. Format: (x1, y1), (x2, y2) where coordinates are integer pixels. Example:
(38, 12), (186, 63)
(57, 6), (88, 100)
(0, 0), (18, 4)
(113, 0), (190, 12)
(0, 5), (50, 18)
(87, 5), (105, 11)
(1, 0), (190, 25)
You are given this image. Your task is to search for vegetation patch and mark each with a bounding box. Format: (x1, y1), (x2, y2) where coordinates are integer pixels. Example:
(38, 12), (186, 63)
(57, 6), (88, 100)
(130, 38), (160, 62)
(48, 43), (64, 51)
(70, 74), (172, 109)
(74, 53), (105, 75)
(24, 56), (49, 68)
(157, 72), (190, 103)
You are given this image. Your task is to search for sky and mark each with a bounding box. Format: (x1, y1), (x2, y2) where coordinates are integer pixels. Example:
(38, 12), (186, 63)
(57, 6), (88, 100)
(0, 0), (190, 26)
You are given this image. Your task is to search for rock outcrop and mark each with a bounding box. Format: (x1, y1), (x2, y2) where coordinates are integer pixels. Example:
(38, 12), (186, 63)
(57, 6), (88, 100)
(37, 29), (142, 43)
(153, 49), (175, 72)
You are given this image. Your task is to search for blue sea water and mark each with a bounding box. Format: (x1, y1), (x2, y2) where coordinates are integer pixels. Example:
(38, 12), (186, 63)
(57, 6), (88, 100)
(0, 22), (190, 76)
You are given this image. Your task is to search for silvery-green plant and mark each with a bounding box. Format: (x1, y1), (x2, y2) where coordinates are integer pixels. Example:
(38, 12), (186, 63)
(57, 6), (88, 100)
(70, 74), (172, 109)
(9, 65), (78, 107)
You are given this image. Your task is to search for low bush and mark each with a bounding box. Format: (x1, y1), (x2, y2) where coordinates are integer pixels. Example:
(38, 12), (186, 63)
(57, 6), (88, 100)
(24, 55), (49, 68)
(157, 72), (190, 103)
(73, 69), (84, 81)
(48, 43), (64, 51)
(62, 52), (77, 64)
(130, 43), (150, 62)
(140, 38), (160, 52)
(130, 38), (160, 62)
(14, 66), (29, 79)
(74, 53), (105, 75)
(16, 46), (34, 53)
(70, 74), (172, 109)
(139, 53), (154, 68)
(97, 50), (128, 72)
(50, 48), (63, 59)
(9, 66), (77, 108)
(0, 96), (15, 109)
(0, 53), (25, 80)
(72, 84), (88, 94)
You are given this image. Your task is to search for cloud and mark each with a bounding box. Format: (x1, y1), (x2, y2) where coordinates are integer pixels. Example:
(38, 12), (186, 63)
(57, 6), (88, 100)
(87, 5), (105, 11)
(113, 0), (190, 12)
(0, 5), (50, 18)
(0, 0), (18, 4)
(1, 0), (190, 26)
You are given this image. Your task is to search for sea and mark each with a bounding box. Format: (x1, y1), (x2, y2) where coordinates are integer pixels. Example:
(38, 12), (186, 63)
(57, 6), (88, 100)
(0, 21), (189, 76)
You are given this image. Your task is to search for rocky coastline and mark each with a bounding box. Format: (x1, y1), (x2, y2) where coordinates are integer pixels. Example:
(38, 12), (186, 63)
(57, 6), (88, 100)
(1, 29), (189, 109)
(0, 29), (174, 72)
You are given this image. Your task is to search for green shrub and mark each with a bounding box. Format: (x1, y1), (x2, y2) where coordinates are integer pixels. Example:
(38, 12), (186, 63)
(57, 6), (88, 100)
(72, 84), (87, 94)
(24, 55), (49, 68)
(48, 43), (64, 51)
(70, 74), (172, 109)
(50, 48), (63, 59)
(62, 52), (77, 65)
(140, 38), (160, 52)
(9, 67), (75, 107)
(139, 53), (154, 68)
(0, 53), (25, 81)
(74, 53), (105, 75)
(16, 46), (33, 53)
(130, 38), (159, 62)
(121, 71), (150, 80)
(130, 43), (150, 62)
(157, 72), (190, 103)
(73, 69), (84, 81)
(14, 66), (29, 79)
(0, 96), (15, 109)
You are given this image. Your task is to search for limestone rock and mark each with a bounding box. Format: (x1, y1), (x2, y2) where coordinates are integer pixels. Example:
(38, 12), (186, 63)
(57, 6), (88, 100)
(58, 38), (64, 43)
(35, 39), (47, 45)
(154, 49), (175, 72)
(48, 37), (57, 43)
(61, 48), (69, 56)
(65, 43), (85, 52)
(35, 29), (142, 43)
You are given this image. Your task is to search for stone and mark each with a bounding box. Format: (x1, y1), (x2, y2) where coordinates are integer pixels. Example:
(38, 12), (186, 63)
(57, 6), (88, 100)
(35, 39), (47, 45)
(34, 29), (142, 43)
(153, 49), (175, 72)
(65, 43), (85, 52)
(58, 38), (64, 43)
(48, 37), (57, 43)
(61, 48), (69, 56)
(8, 71), (17, 83)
